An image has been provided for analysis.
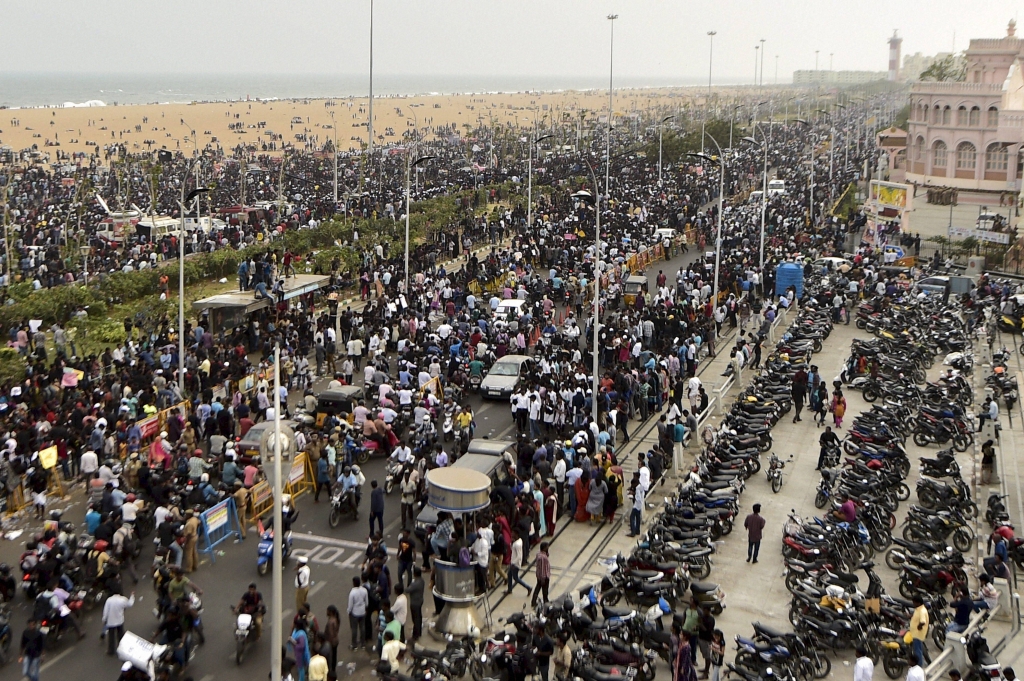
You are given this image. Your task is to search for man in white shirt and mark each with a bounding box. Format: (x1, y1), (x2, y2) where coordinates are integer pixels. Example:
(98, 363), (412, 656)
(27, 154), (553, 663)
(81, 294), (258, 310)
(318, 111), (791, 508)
(853, 647), (874, 681)
(472, 531), (490, 592)
(102, 590), (136, 654)
(553, 453), (567, 511)
(391, 585), (408, 636)
(79, 450), (99, 480)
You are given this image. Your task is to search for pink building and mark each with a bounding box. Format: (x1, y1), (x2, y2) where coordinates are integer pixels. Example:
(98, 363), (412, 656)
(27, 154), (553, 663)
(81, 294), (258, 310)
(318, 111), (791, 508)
(906, 21), (1024, 197)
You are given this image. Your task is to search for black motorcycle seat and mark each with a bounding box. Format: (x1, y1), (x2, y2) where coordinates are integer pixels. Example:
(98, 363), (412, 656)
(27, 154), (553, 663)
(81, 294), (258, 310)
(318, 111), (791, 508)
(628, 570), (661, 581)
(787, 558), (827, 570)
(691, 581), (718, 594)
(677, 547), (712, 558)
(654, 562), (680, 572)
(412, 644), (441, 659)
(593, 663), (636, 675)
(647, 630), (672, 645)
(702, 481), (733, 491)
(830, 571), (860, 585)
(642, 581), (675, 594)
(603, 605), (635, 619)
(753, 622), (790, 640)
(888, 595), (914, 608)
(581, 665), (630, 681)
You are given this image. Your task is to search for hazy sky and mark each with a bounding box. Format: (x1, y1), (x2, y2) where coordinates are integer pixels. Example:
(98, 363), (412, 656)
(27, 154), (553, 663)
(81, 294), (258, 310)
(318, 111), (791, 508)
(4, 0), (1021, 82)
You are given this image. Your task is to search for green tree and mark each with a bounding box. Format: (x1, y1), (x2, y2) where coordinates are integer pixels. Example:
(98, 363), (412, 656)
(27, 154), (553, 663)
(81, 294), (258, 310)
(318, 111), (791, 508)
(919, 54), (966, 82)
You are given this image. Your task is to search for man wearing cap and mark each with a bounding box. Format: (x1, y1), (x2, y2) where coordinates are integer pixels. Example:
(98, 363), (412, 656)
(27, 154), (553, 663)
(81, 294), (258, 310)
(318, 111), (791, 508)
(295, 556), (311, 612)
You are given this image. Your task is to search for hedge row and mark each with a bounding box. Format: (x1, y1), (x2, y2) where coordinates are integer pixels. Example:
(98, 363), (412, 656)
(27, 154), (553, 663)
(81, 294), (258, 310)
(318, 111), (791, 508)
(0, 183), (507, 328)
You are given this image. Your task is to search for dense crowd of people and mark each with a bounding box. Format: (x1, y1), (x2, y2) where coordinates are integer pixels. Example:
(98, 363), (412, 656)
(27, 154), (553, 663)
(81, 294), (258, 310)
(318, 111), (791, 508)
(0, 96), (940, 681)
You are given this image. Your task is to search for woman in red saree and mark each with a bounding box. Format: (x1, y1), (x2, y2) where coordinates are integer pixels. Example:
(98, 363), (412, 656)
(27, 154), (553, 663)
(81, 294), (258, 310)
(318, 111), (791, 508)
(543, 485), (557, 535)
(574, 470), (591, 522)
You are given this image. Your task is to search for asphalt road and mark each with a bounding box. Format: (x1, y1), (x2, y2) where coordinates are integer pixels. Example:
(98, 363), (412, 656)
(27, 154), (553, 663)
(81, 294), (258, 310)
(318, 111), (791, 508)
(0, 241), (705, 681)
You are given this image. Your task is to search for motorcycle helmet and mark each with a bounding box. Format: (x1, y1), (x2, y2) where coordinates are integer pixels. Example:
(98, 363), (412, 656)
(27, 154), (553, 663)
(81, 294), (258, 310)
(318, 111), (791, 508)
(0, 563), (8, 574)
(343, 466), (352, 475)
(422, 414), (431, 423)
(49, 510), (63, 521)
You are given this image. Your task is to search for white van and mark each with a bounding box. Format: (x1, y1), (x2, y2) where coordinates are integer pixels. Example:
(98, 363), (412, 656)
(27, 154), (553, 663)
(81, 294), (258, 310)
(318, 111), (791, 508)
(767, 179), (786, 196)
(748, 190), (763, 204)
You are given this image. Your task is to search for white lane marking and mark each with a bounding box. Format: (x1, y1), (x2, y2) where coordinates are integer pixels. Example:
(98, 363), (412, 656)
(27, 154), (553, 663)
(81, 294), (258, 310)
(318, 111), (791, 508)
(293, 532), (397, 555)
(308, 581), (328, 599)
(40, 646), (77, 671)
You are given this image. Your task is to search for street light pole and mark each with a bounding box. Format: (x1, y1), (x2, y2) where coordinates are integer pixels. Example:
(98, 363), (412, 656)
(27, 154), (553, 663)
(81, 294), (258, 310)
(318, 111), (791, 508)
(528, 133), (554, 232)
(689, 133), (725, 310)
(658, 115), (675, 186)
(177, 180), (208, 393)
(743, 126), (769, 276)
(796, 118), (814, 225)
(330, 111), (338, 209)
(404, 153), (435, 296)
(606, 14), (618, 201)
(759, 39), (766, 87)
(702, 31), (716, 155)
(754, 45), (760, 86)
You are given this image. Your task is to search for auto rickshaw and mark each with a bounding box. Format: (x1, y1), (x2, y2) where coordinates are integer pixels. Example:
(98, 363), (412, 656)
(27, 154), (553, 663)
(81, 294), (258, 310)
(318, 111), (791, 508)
(623, 275), (648, 308)
(295, 386), (364, 428)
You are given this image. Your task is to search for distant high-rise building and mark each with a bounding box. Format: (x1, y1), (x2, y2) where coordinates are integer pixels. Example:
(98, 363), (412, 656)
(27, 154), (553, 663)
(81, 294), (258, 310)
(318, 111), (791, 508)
(792, 70), (887, 86)
(889, 30), (903, 81)
(901, 52), (952, 82)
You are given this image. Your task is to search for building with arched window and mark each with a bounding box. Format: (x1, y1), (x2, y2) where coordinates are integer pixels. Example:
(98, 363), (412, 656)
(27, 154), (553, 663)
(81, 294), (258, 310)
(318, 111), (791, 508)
(906, 20), (1024, 196)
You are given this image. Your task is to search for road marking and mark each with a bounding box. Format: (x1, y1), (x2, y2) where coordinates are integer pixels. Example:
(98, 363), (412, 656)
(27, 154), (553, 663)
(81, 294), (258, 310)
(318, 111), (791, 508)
(308, 580), (328, 599)
(293, 532), (397, 555)
(40, 645), (77, 671)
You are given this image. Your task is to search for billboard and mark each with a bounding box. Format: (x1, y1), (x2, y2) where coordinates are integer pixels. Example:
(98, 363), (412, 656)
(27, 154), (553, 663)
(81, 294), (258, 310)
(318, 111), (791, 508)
(869, 180), (908, 211)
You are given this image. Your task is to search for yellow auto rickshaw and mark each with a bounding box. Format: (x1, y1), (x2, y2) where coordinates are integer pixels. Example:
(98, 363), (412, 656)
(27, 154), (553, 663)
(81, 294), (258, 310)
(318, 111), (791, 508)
(623, 275), (648, 308)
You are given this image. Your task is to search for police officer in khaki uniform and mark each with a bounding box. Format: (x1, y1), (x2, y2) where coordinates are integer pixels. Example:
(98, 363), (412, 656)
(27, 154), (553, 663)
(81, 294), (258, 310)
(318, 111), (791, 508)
(182, 508), (201, 572)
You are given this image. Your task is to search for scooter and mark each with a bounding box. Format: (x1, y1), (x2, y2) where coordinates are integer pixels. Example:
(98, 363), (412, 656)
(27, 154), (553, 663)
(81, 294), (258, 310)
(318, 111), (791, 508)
(256, 528), (293, 576)
(962, 619), (1001, 681)
(231, 606), (259, 665)
(329, 487), (359, 527)
(766, 453), (786, 494)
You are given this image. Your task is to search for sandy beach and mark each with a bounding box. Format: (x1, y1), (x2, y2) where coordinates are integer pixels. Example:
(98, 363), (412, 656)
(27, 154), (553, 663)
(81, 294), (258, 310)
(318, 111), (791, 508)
(0, 85), (771, 160)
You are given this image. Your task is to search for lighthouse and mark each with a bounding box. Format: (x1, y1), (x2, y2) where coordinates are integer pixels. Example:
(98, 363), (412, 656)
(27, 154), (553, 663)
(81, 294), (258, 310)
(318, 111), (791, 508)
(888, 30), (902, 81)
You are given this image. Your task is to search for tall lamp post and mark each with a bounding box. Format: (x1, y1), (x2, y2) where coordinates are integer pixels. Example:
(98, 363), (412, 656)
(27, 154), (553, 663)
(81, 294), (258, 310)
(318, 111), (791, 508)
(177, 182), (208, 389)
(658, 115), (675, 185)
(743, 124), (769, 275)
(702, 31), (716, 154)
(572, 182), (601, 426)
(404, 153), (435, 296)
(527, 133), (554, 231)
(606, 14), (618, 199)
(688, 132), (725, 309)
(729, 104), (744, 151)
(796, 118), (815, 225)
(759, 38), (766, 87)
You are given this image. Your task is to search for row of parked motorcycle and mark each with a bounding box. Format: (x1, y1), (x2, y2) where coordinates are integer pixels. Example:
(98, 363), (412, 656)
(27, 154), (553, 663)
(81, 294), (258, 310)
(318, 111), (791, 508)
(782, 292), (1010, 679)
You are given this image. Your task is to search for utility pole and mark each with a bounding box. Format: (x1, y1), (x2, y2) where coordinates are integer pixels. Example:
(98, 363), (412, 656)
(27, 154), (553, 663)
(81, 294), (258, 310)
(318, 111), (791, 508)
(703, 31), (716, 155)
(759, 39), (766, 87)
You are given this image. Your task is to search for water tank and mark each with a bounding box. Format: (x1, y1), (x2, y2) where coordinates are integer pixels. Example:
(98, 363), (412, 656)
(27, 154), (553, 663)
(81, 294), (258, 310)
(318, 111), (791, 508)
(966, 256), (985, 278)
(775, 262), (805, 299)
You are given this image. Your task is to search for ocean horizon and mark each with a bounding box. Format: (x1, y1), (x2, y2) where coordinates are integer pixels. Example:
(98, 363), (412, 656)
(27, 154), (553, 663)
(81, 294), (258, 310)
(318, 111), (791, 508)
(0, 72), (760, 109)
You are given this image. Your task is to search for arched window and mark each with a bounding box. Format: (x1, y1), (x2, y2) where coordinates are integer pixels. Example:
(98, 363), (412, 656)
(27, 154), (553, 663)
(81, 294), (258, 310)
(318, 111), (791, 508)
(915, 136), (925, 161)
(933, 140), (948, 167)
(957, 106), (968, 126)
(986, 143), (1009, 171)
(933, 105), (941, 124)
(988, 107), (999, 127)
(956, 142), (976, 170)
(969, 107), (981, 126)
(942, 106), (951, 125)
